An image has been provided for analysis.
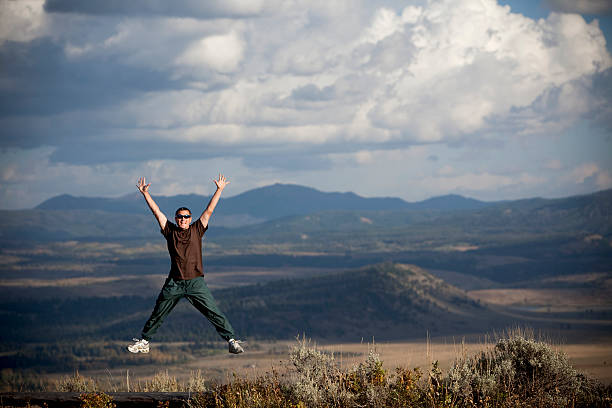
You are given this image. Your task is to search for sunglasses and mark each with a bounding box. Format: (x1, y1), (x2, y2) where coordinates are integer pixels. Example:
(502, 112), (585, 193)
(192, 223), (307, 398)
(175, 214), (192, 219)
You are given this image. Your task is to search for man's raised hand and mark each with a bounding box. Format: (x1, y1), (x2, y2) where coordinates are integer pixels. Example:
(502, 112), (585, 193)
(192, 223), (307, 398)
(137, 177), (167, 229)
(200, 174), (230, 227)
(213, 174), (230, 190)
(137, 177), (151, 194)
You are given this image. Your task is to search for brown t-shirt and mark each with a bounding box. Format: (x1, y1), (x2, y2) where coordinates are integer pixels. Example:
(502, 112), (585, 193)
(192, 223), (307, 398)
(161, 219), (208, 280)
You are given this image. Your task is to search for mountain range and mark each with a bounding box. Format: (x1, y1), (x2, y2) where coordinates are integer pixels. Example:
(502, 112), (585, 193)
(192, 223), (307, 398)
(1, 186), (610, 246)
(34, 183), (491, 222)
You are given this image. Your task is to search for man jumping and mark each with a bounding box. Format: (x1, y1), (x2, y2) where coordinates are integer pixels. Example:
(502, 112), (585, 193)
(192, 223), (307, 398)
(127, 174), (244, 354)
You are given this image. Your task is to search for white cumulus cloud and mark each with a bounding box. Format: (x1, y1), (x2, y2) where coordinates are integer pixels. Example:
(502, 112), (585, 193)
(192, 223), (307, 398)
(103, 0), (612, 153)
(0, 0), (47, 44)
(367, 1), (611, 142)
(175, 30), (245, 73)
(568, 163), (612, 189)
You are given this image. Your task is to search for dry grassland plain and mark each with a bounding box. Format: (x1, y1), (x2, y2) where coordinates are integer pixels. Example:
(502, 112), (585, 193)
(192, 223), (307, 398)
(0, 266), (343, 299)
(53, 337), (612, 389)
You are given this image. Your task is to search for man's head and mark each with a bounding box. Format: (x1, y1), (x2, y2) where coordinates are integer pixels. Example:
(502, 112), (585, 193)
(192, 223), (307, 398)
(175, 207), (192, 230)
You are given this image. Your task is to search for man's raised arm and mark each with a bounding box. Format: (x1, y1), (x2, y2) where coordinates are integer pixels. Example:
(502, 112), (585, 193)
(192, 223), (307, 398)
(199, 174), (229, 229)
(137, 177), (167, 230)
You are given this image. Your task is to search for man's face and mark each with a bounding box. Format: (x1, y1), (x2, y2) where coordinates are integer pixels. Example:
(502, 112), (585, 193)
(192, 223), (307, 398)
(175, 210), (192, 230)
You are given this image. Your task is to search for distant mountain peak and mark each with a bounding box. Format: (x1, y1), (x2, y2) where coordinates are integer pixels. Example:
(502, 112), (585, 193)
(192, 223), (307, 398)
(34, 183), (492, 220)
(413, 194), (488, 210)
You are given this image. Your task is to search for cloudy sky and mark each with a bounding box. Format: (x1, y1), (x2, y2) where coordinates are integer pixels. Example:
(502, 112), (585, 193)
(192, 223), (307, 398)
(1, 0), (611, 209)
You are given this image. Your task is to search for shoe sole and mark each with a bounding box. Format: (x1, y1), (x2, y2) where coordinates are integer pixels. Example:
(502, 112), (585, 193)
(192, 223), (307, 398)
(127, 347), (150, 354)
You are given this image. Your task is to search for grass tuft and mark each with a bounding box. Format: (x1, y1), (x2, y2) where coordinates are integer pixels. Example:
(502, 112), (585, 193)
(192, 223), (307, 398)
(56, 370), (97, 392)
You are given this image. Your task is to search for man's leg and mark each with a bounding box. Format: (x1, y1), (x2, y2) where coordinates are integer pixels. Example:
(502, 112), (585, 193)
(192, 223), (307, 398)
(185, 276), (236, 341)
(141, 277), (183, 341)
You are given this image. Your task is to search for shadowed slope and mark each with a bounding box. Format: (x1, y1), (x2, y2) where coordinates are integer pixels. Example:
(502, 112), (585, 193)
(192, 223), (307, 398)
(218, 262), (509, 341)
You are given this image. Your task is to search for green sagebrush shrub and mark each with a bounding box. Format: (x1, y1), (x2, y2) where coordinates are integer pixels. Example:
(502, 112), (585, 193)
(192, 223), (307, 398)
(447, 334), (606, 407)
(288, 336), (350, 407)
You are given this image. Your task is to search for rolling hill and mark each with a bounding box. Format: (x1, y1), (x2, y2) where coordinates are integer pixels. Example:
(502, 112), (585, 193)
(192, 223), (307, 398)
(214, 262), (509, 340)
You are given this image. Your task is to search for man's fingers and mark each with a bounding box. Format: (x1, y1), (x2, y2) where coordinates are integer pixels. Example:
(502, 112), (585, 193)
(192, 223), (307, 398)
(136, 177), (149, 191)
(213, 173), (229, 186)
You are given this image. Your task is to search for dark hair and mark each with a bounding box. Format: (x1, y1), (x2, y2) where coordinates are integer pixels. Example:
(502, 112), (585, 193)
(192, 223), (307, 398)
(175, 207), (192, 216)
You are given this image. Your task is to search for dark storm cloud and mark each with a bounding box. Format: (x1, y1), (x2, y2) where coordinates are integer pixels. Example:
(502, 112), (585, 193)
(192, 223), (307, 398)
(590, 67), (612, 127)
(291, 84), (335, 101)
(523, 68), (612, 135)
(241, 151), (334, 171)
(544, 0), (612, 15)
(0, 35), (231, 155)
(45, 136), (339, 170)
(0, 38), (180, 119)
(44, 0), (266, 19)
(46, 139), (238, 164)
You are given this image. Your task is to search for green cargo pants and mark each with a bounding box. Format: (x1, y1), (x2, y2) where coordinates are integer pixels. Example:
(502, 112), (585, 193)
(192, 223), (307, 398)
(141, 276), (235, 341)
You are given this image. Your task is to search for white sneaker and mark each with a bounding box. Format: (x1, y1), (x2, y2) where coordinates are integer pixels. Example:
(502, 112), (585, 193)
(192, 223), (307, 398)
(228, 339), (244, 354)
(127, 338), (149, 353)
